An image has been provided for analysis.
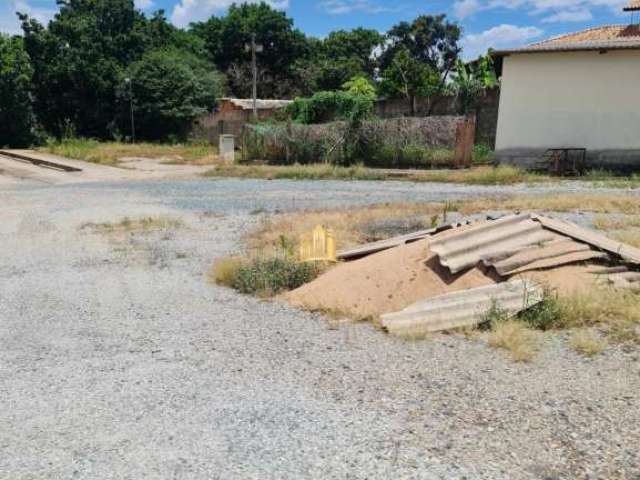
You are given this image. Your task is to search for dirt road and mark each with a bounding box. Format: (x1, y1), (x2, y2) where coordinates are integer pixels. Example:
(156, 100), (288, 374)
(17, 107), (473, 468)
(1, 178), (639, 479)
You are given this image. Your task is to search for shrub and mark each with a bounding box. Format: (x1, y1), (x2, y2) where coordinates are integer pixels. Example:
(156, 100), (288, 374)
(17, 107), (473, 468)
(287, 91), (374, 125)
(473, 143), (495, 164)
(519, 293), (564, 331)
(211, 254), (321, 297)
(233, 257), (320, 296)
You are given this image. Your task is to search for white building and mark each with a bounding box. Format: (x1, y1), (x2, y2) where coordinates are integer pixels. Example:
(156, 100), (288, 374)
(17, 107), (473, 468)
(494, 2), (640, 170)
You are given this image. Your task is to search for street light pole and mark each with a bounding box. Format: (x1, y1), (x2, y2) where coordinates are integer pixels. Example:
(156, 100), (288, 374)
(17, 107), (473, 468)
(125, 77), (136, 143)
(245, 34), (263, 121)
(251, 34), (258, 120)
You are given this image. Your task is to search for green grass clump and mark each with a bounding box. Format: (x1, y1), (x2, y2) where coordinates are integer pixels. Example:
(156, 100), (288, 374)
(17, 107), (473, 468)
(519, 293), (564, 330)
(209, 255), (320, 297)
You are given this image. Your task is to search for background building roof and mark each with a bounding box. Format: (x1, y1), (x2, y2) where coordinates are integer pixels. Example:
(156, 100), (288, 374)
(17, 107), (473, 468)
(221, 98), (293, 110)
(494, 24), (640, 55)
(624, 0), (640, 11)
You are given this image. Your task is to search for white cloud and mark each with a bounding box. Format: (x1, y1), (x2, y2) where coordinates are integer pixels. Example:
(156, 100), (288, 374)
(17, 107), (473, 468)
(171, 0), (289, 27)
(461, 24), (543, 59)
(135, 0), (155, 10)
(0, 0), (56, 35)
(541, 8), (593, 21)
(318, 0), (393, 15)
(454, 0), (483, 18)
(453, 0), (627, 20)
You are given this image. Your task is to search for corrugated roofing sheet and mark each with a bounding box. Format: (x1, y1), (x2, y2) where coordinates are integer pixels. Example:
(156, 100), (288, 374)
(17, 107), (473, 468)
(533, 215), (640, 264)
(336, 228), (436, 261)
(429, 213), (562, 274)
(381, 280), (543, 336)
(494, 25), (640, 55)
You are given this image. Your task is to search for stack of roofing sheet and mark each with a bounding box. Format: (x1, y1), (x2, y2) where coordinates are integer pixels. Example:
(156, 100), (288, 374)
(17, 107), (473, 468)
(381, 280), (543, 337)
(429, 213), (623, 277)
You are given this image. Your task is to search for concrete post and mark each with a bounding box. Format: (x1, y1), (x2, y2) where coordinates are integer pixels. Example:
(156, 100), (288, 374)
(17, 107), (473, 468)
(219, 134), (235, 164)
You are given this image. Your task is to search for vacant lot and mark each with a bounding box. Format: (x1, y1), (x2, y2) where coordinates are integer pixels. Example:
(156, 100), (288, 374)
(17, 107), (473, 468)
(1, 178), (639, 479)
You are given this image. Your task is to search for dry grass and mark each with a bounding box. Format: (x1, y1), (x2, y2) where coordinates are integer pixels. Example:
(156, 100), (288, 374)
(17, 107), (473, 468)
(246, 194), (640, 255)
(612, 230), (640, 248)
(488, 320), (539, 362)
(457, 194), (640, 215)
(208, 256), (246, 287)
(592, 215), (640, 231)
(569, 329), (606, 356)
(206, 164), (548, 185)
(82, 216), (183, 233)
(247, 202), (446, 253)
(205, 163), (388, 181)
(42, 138), (219, 166)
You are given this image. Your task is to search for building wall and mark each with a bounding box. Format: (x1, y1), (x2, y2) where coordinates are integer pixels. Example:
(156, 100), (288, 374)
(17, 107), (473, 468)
(496, 50), (640, 168)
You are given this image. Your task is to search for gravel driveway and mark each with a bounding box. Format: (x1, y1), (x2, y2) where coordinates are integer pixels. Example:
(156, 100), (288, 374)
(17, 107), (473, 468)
(1, 178), (639, 479)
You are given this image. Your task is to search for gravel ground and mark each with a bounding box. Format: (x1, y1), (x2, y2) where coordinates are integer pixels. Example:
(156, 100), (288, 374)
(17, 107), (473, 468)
(1, 178), (639, 480)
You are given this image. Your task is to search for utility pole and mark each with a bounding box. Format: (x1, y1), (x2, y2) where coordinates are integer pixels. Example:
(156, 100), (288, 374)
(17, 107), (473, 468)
(124, 77), (136, 143)
(245, 34), (263, 121)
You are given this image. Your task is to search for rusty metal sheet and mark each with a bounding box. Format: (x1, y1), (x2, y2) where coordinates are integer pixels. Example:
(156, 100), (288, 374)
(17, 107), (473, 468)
(381, 280), (543, 337)
(430, 213), (561, 274)
(533, 215), (640, 265)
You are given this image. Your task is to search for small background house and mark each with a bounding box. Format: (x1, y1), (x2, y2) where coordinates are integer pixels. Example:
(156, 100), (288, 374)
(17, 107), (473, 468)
(193, 98), (292, 144)
(494, 2), (640, 170)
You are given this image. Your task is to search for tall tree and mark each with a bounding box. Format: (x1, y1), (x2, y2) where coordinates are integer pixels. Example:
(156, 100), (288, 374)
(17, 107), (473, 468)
(19, 0), (205, 138)
(0, 34), (35, 147)
(294, 28), (382, 94)
(378, 15), (461, 85)
(121, 48), (224, 140)
(190, 2), (309, 98)
(378, 47), (440, 114)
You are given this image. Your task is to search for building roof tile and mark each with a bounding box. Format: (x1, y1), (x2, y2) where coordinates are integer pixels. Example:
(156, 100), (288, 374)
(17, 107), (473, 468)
(624, 0), (640, 11)
(494, 24), (640, 55)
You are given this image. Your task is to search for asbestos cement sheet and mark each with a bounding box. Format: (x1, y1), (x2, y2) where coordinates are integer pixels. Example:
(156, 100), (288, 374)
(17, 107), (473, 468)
(430, 213), (561, 274)
(533, 215), (640, 265)
(490, 238), (599, 276)
(381, 280), (543, 337)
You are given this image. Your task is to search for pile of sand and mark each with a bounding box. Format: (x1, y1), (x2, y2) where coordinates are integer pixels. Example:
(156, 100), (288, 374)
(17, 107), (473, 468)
(285, 239), (498, 319)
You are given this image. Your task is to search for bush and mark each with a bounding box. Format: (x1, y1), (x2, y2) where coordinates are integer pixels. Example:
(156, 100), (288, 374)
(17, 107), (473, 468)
(287, 91), (374, 124)
(519, 293), (564, 331)
(210, 255), (320, 296)
(241, 116), (460, 167)
(233, 257), (320, 296)
(0, 35), (36, 147)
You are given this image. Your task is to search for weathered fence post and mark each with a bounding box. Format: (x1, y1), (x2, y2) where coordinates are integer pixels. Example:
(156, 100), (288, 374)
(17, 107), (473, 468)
(454, 115), (476, 168)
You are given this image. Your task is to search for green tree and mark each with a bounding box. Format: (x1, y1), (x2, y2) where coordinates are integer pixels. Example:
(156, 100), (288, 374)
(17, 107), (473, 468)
(452, 54), (498, 115)
(190, 2), (309, 98)
(378, 48), (441, 114)
(121, 48), (224, 140)
(378, 15), (461, 96)
(342, 76), (376, 99)
(0, 34), (35, 147)
(294, 28), (382, 93)
(19, 1), (198, 139)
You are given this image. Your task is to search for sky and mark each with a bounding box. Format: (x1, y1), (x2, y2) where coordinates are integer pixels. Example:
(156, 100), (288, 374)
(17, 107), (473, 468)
(0, 0), (634, 58)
